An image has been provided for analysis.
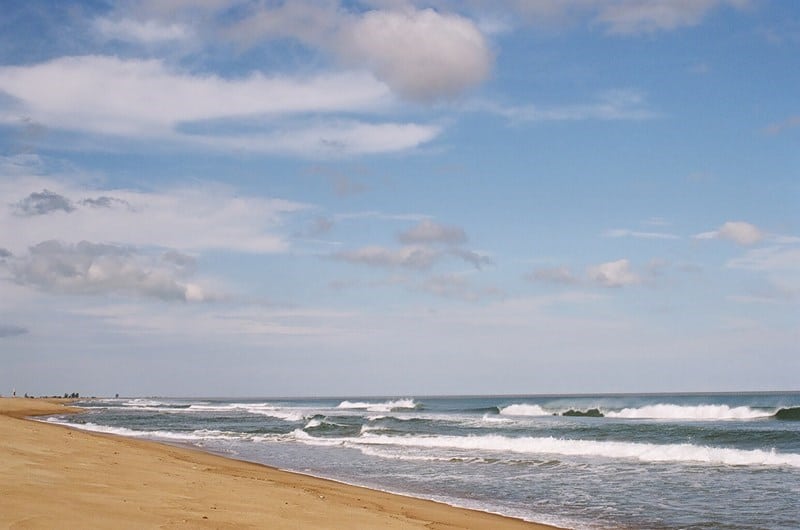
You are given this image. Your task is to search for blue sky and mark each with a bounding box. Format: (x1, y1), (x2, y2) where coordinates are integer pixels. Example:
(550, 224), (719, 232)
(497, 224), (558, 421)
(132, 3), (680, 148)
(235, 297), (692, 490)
(0, 0), (798, 397)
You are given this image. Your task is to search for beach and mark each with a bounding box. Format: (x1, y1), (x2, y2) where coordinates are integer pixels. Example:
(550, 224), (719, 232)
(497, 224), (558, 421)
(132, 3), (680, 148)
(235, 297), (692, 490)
(0, 398), (558, 529)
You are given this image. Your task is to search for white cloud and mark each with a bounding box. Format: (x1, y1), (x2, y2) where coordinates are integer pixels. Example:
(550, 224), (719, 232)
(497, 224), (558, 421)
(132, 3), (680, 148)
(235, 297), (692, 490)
(337, 8), (491, 101)
(595, 0), (746, 35)
(727, 246), (800, 272)
(94, 17), (191, 43)
(223, 3), (491, 101)
(0, 55), (443, 155)
(587, 259), (641, 287)
(11, 240), (209, 302)
(477, 90), (657, 123)
(0, 176), (306, 255)
(695, 221), (764, 246)
(486, 0), (750, 35)
(603, 228), (679, 240)
(213, 121), (441, 156)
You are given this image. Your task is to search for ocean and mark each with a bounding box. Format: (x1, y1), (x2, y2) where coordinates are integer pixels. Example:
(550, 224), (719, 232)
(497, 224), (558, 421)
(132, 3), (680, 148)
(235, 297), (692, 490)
(45, 393), (800, 529)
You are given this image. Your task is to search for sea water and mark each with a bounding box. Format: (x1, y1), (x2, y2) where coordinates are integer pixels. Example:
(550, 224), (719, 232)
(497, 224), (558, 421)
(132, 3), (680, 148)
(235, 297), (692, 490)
(46, 393), (800, 529)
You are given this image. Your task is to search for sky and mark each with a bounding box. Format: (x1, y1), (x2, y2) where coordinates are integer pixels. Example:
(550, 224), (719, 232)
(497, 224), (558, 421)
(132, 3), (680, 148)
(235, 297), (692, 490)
(0, 0), (798, 397)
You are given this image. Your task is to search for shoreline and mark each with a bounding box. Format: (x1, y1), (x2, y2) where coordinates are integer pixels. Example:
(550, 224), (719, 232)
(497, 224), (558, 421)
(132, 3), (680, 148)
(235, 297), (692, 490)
(1, 398), (564, 529)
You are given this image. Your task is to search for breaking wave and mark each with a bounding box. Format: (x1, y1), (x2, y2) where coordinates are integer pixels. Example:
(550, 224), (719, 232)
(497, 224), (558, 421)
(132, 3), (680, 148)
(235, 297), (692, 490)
(498, 404), (549, 417)
(605, 404), (774, 421)
(347, 433), (800, 469)
(337, 399), (418, 412)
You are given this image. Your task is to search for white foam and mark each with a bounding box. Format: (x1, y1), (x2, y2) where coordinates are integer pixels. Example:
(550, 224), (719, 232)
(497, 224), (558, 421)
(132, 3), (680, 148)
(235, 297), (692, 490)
(44, 418), (241, 442)
(605, 404), (773, 421)
(343, 433), (800, 468)
(498, 404), (549, 417)
(337, 399), (418, 412)
(304, 418), (323, 429)
(186, 403), (306, 421)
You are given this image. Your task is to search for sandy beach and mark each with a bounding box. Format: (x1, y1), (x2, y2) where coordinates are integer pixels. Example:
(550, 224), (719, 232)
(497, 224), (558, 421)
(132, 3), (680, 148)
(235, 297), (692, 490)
(0, 398), (561, 529)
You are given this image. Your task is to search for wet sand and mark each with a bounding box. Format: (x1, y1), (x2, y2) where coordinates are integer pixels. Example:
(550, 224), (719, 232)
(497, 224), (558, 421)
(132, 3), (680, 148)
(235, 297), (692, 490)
(0, 398), (563, 529)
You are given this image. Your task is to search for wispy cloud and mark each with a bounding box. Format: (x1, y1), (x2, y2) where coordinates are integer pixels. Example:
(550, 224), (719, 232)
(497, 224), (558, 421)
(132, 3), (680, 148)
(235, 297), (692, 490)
(763, 115), (800, 135)
(476, 90), (657, 123)
(603, 229), (680, 240)
(1, 177), (307, 255)
(0, 56), (442, 156)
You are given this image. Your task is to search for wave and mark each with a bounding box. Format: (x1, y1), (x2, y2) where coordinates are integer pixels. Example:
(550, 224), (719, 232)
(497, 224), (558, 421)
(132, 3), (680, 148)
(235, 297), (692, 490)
(605, 404), (774, 421)
(183, 403), (306, 421)
(774, 407), (800, 421)
(337, 399), (418, 412)
(350, 433), (800, 469)
(498, 404), (549, 417)
(43, 418), (241, 442)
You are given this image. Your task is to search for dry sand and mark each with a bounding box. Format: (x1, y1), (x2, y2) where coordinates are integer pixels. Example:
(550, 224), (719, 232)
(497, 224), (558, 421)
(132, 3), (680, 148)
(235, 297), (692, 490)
(0, 398), (563, 529)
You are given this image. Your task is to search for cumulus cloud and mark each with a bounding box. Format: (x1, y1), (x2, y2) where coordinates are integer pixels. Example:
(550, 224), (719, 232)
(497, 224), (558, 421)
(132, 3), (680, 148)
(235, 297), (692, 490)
(695, 221), (764, 246)
(398, 219), (467, 245)
(587, 259), (641, 287)
(0, 323), (28, 338)
(223, 3), (491, 101)
(14, 189), (75, 216)
(11, 240), (208, 302)
(336, 8), (491, 101)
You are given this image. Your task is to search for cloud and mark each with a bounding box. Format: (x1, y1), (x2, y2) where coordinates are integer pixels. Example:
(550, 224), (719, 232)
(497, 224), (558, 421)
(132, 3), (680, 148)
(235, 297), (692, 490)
(333, 245), (441, 270)
(94, 17), (191, 43)
(331, 244), (491, 271)
(447, 248), (493, 270)
(398, 219), (467, 245)
(79, 196), (131, 209)
(336, 8), (491, 101)
(11, 240), (208, 302)
(695, 221), (764, 246)
(416, 273), (504, 301)
(763, 115), (800, 135)
(478, 90), (657, 123)
(491, 0), (750, 35)
(0, 248), (12, 259)
(727, 245), (800, 272)
(603, 228), (680, 240)
(0, 324), (28, 338)
(14, 189), (75, 216)
(0, 177), (306, 255)
(0, 55), (441, 155)
(587, 259), (641, 287)
(224, 3), (491, 101)
(528, 266), (579, 285)
(595, 0), (749, 35)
